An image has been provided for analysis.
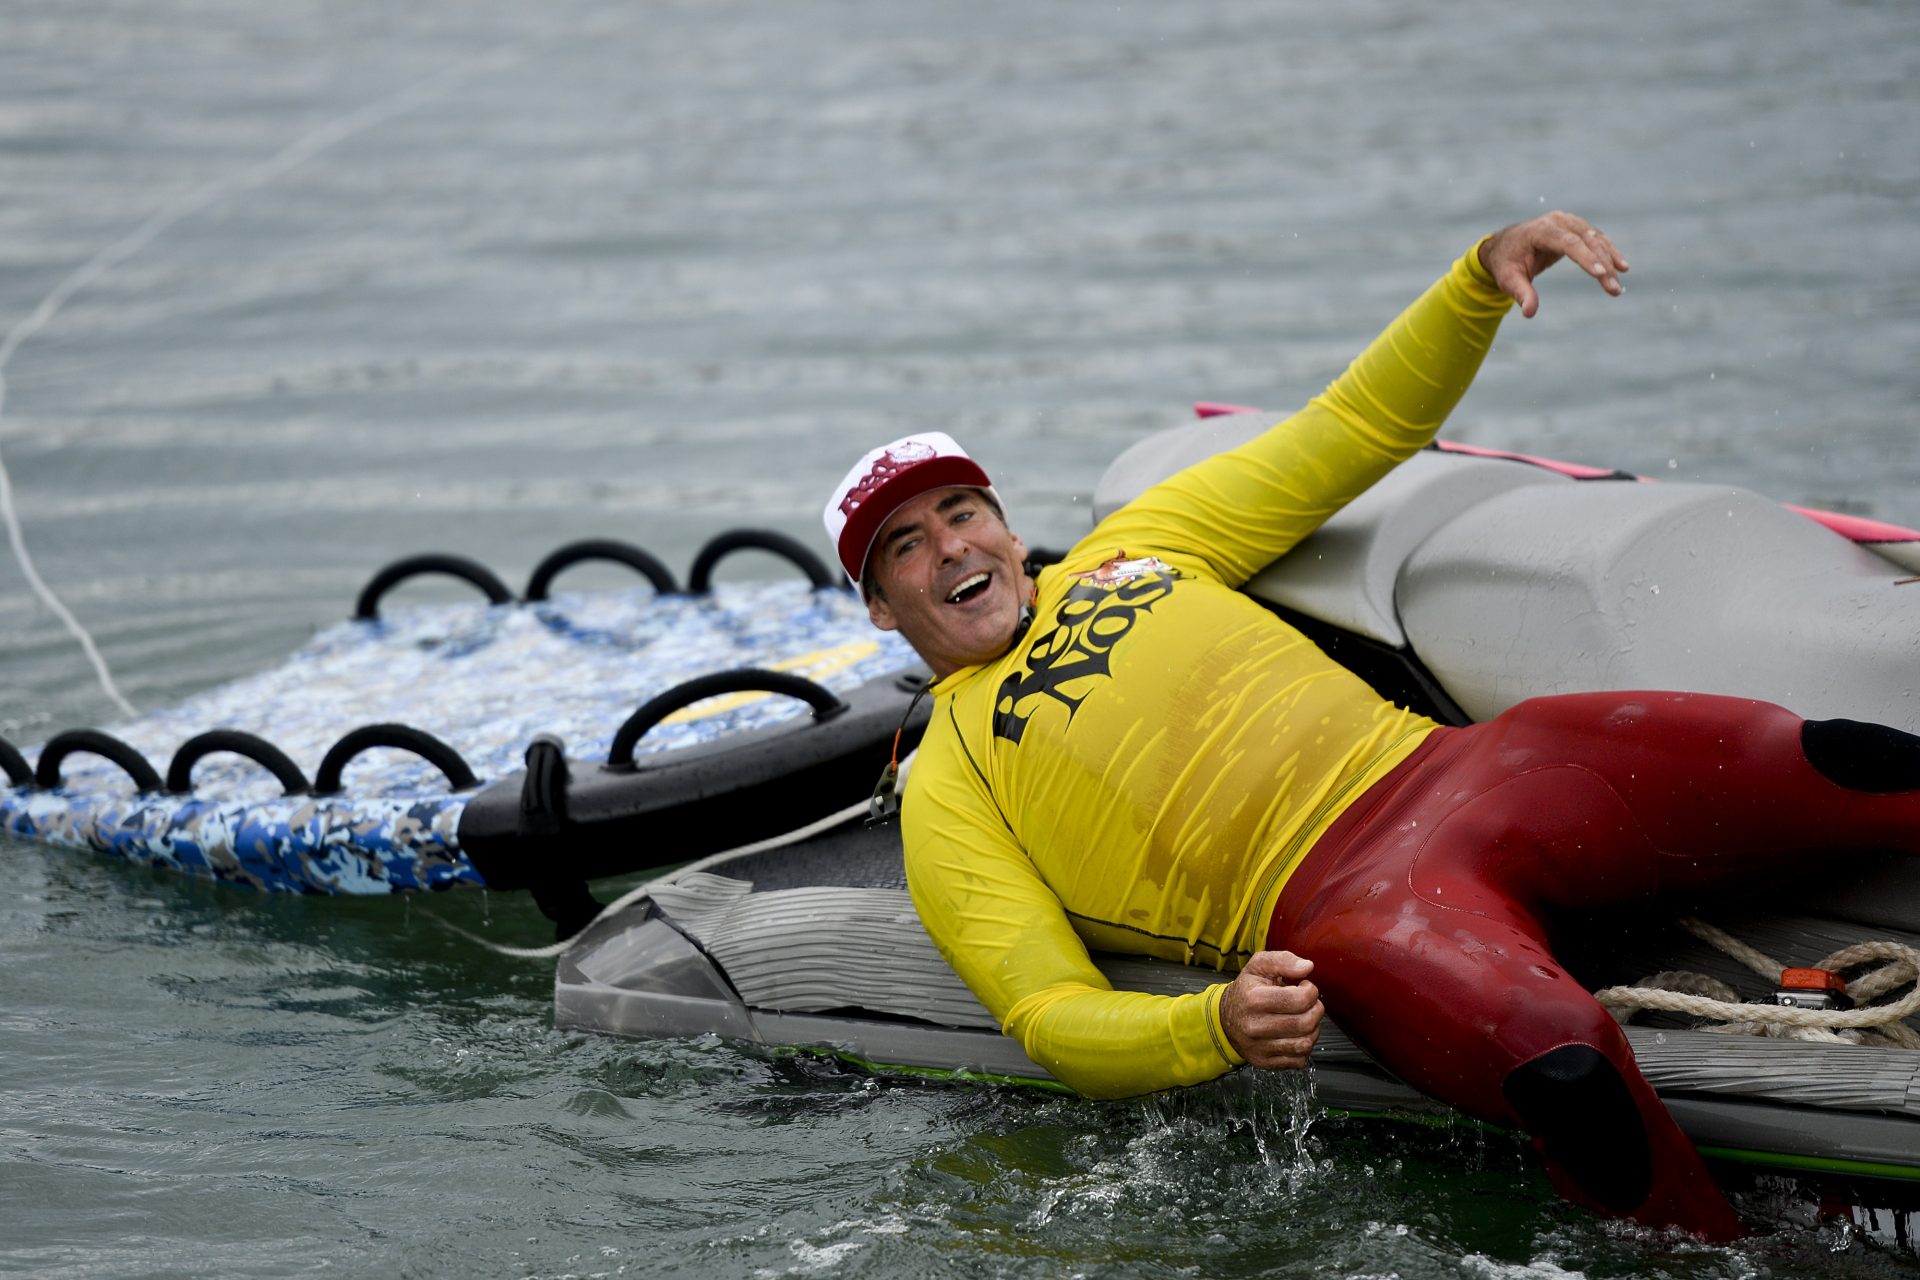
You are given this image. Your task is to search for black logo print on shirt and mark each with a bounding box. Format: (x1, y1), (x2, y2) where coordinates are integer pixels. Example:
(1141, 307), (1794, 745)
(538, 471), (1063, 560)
(991, 555), (1180, 744)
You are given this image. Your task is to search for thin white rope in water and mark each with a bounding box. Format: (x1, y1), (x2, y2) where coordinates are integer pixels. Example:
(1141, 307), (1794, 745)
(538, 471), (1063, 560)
(0, 454), (135, 717)
(0, 42), (521, 721)
(422, 796), (878, 960)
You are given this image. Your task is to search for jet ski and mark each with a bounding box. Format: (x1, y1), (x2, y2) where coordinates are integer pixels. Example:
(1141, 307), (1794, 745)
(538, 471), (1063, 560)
(553, 413), (1920, 1212)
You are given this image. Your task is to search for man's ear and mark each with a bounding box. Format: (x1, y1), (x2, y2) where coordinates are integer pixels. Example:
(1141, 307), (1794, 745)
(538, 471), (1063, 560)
(866, 588), (897, 632)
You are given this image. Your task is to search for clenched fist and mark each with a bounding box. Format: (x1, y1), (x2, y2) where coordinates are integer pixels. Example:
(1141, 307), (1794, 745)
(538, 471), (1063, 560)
(1220, 950), (1324, 1071)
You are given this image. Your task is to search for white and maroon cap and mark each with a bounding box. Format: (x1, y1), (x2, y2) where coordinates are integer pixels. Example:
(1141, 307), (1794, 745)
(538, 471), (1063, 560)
(822, 431), (1001, 584)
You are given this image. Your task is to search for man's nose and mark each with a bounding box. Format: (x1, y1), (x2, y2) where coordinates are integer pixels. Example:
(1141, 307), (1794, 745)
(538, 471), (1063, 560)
(933, 526), (970, 560)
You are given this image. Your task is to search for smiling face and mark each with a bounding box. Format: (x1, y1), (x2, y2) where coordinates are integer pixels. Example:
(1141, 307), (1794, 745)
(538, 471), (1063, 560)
(864, 487), (1032, 678)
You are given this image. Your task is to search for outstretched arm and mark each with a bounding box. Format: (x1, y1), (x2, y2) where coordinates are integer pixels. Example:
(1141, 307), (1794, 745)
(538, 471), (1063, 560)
(1079, 211), (1628, 586)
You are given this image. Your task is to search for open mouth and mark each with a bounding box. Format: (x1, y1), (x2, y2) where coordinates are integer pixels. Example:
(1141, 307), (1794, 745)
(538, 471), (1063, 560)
(946, 572), (991, 605)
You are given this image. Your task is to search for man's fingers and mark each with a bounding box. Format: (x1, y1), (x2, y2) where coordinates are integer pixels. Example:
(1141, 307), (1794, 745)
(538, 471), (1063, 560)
(1237, 978), (1320, 1017)
(1584, 223), (1629, 273)
(1234, 994), (1323, 1069)
(1497, 265), (1541, 319)
(1485, 212), (1628, 317)
(1228, 1005), (1320, 1043)
(1221, 957), (1324, 1070)
(1549, 210), (1626, 271)
(1538, 212), (1626, 296)
(1239, 1033), (1319, 1072)
(1242, 949), (1313, 983)
(1231, 981), (1323, 1044)
(1552, 224), (1625, 298)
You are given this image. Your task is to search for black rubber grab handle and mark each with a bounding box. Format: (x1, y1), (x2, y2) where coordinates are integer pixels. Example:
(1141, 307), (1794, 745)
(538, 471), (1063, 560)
(606, 669), (848, 770)
(167, 730), (311, 797)
(686, 529), (840, 594)
(34, 729), (163, 792)
(525, 539), (678, 601)
(313, 723), (479, 796)
(0, 736), (32, 787)
(518, 734), (569, 836)
(353, 554), (515, 620)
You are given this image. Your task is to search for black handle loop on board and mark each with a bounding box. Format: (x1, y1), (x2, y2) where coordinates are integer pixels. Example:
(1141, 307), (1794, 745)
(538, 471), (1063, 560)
(166, 730), (311, 797)
(312, 724), (480, 796)
(33, 729), (164, 793)
(518, 734), (569, 836)
(605, 669), (848, 771)
(525, 539), (678, 601)
(353, 554), (516, 621)
(686, 529), (840, 594)
(0, 737), (32, 787)
(512, 735), (604, 941)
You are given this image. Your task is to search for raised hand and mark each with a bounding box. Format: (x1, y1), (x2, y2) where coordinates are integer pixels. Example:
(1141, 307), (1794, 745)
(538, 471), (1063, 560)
(1479, 210), (1629, 318)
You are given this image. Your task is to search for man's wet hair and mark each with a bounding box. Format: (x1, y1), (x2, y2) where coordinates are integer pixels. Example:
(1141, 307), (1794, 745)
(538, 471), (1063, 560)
(861, 488), (1005, 603)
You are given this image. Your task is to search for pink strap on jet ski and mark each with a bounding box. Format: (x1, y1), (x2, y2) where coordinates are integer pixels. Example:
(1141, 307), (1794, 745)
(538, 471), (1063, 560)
(1427, 439), (1630, 481)
(1783, 505), (1920, 546)
(1190, 403), (1920, 549)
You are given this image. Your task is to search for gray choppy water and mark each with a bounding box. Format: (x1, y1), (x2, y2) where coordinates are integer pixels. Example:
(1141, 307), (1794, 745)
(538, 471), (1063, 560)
(2, 1), (1917, 1275)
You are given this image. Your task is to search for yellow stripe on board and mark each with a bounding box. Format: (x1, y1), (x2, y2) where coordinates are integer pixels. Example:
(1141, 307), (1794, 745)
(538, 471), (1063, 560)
(660, 640), (883, 724)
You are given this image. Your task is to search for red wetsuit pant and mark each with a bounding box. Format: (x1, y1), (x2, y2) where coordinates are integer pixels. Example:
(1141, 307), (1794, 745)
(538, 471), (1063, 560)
(1270, 691), (1920, 1240)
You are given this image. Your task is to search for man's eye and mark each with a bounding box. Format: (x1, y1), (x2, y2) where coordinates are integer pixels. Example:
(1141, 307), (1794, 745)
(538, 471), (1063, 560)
(895, 538), (919, 558)
(953, 509), (973, 524)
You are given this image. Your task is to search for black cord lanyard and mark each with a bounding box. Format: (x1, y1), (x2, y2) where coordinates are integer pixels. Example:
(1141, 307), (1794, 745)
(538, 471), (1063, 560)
(866, 679), (931, 826)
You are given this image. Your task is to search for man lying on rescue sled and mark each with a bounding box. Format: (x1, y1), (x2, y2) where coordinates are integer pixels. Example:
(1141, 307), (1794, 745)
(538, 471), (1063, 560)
(820, 211), (1920, 1240)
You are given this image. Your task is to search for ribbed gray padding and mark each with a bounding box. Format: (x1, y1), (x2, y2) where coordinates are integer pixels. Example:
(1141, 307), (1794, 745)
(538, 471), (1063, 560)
(652, 876), (1920, 1119)
(1312, 1022), (1920, 1118)
(652, 876), (1001, 1028)
(1627, 1032), (1920, 1114)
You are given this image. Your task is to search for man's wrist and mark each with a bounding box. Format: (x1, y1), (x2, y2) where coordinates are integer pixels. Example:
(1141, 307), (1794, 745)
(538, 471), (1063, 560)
(1469, 233), (1499, 284)
(1209, 983), (1247, 1067)
(1460, 234), (1512, 310)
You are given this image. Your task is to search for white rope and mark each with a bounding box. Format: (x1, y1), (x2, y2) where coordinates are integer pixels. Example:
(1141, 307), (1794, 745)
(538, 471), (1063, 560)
(422, 795), (880, 960)
(0, 448), (135, 717)
(1594, 915), (1920, 1049)
(1673, 916), (1781, 982)
(0, 43), (520, 721)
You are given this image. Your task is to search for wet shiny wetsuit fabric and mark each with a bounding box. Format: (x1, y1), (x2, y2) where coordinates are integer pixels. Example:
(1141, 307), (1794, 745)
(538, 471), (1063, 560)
(1271, 691), (1920, 1239)
(903, 242), (1513, 1099)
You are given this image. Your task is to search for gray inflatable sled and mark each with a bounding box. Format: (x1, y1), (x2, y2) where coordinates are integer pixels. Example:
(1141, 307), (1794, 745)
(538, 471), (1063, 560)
(556, 416), (1920, 1203)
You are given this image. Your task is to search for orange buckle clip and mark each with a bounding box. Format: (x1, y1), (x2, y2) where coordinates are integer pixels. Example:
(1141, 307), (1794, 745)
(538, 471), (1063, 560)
(1779, 967), (1847, 993)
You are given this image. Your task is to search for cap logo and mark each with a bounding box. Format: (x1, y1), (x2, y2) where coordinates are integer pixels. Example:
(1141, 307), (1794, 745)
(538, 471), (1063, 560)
(839, 441), (938, 518)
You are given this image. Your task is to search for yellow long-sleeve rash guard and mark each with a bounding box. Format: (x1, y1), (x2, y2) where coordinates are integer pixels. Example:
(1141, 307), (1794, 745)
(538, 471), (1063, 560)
(902, 242), (1514, 1099)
